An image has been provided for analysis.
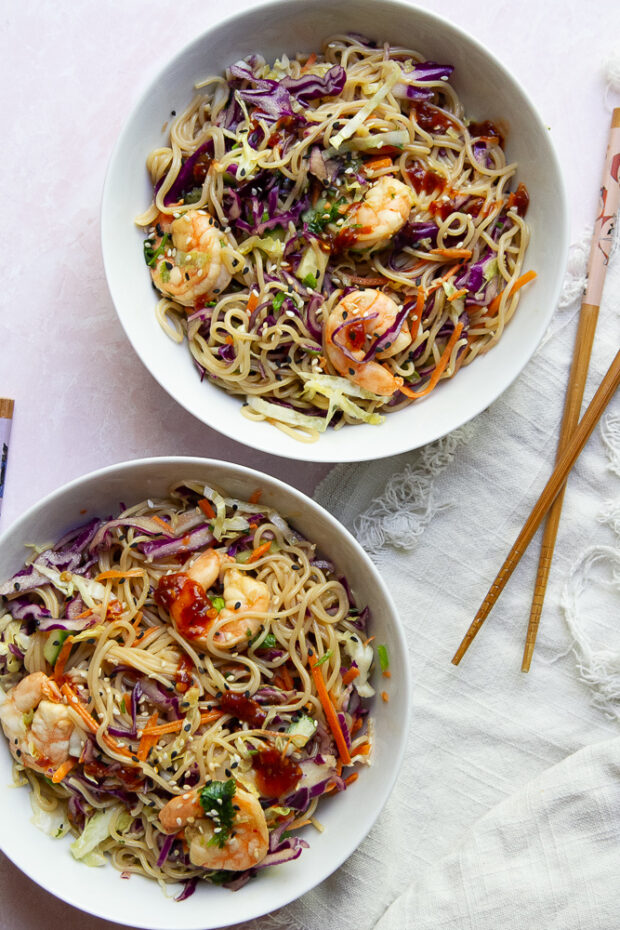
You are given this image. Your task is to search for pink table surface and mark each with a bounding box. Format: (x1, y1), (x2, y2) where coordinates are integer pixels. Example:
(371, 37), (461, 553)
(1, 0), (617, 927)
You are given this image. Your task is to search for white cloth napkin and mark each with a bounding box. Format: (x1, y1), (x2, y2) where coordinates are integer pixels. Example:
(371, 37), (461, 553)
(239, 240), (620, 930)
(374, 736), (620, 929)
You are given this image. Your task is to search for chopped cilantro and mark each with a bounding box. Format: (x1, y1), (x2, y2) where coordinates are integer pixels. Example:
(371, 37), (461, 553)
(272, 292), (286, 312)
(120, 697), (127, 714)
(307, 198), (345, 235)
(302, 272), (318, 288)
(143, 233), (170, 267)
(199, 779), (237, 848)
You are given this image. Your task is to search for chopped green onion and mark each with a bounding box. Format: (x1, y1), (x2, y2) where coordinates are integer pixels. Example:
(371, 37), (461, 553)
(302, 272), (318, 288)
(143, 233), (170, 267)
(377, 644), (389, 673)
(313, 649), (333, 667)
(272, 291), (286, 312)
(211, 596), (225, 612)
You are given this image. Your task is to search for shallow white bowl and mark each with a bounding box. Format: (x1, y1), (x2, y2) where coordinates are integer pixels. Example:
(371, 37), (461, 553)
(0, 457), (409, 929)
(101, 0), (568, 463)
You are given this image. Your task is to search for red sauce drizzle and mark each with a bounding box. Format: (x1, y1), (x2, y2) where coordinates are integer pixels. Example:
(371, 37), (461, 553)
(412, 102), (455, 133)
(83, 759), (145, 791)
(508, 182), (530, 217)
(191, 153), (211, 184)
(219, 691), (267, 728)
(468, 120), (505, 148)
(154, 573), (215, 641)
(407, 162), (446, 196)
(175, 654), (194, 693)
(251, 746), (302, 798)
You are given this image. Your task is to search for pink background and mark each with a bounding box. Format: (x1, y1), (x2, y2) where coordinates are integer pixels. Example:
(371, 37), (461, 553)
(1, 0), (618, 928)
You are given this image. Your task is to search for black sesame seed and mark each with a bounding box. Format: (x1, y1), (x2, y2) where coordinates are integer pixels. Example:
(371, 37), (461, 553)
(232, 804), (240, 811)
(349, 368), (355, 375)
(184, 723), (191, 732)
(14, 582), (20, 591)
(184, 273), (190, 281)
(131, 756), (139, 763)
(242, 266), (250, 274)
(16, 750), (21, 757)
(225, 768), (232, 777)
(171, 110), (176, 116)
(213, 288), (220, 294)
(234, 601), (241, 610)
(231, 761), (238, 769)
(342, 312), (348, 319)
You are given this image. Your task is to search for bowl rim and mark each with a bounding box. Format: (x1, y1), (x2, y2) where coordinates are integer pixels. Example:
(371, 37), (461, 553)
(101, 0), (569, 464)
(0, 454), (411, 928)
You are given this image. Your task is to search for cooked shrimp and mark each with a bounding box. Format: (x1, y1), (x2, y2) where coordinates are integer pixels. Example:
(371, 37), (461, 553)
(325, 289), (412, 396)
(338, 176), (414, 251)
(0, 672), (76, 772)
(159, 785), (269, 871)
(155, 549), (271, 649)
(149, 209), (233, 306)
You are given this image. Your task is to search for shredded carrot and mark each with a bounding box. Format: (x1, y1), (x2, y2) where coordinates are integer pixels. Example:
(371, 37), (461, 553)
(224, 335), (234, 345)
(309, 653), (351, 765)
(400, 321), (464, 400)
(95, 569), (146, 582)
(351, 718), (364, 734)
(341, 667), (360, 686)
(347, 274), (388, 286)
(426, 263), (462, 295)
(131, 611), (144, 631)
(137, 712), (160, 761)
(363, 156), (393, 172)
(249, 488), (262, 504)
(152, 515), (172, 533)
(61, 682), (135, 761)
(429, 248), (473, 260)
(140, 710), (221, 738)
(275, 664), (294, 690)
(76, 608), (93, 619)
(53, 636), (74, 682)
(363, 636), (375, 646)
(45, 679), (63, 702)
(381, 690), (390, 702)
(131, 627), (158, 648)
(355, 742), (371, 756)
(383, 669), (392, 679)
(198, 498), (215, 519)
(247, 540), (272, 563)
(448, 287), (468, 302)
(344, 771), (359, 787)
(301, 52), (317, 73)
(247, 291), (259, 314)
(51, 759), (76, 783)
(487, 269), (537, 317)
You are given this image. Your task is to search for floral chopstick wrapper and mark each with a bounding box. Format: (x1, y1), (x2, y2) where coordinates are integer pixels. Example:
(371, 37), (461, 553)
(0, 399), (14, 518)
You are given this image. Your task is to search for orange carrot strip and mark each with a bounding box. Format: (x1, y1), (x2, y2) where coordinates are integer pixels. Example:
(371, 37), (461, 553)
(61, 683), (135, 761)
(249, 488), (262, 504)
(309, 653), (351, 765)
(487, 269), (537, 317)
(355, 742), (371, 756)
(247, 540), (272, 563)
(140, 710), (221, 738)
(426, 263), (461, 294)
(95, 569), (146, 582)
(344, 771), (359, 787)
(279, 665), (294, 691)
(400, 322), (464, 400)
(198, 498), (215, 519)
(363, 156), (393, 171)
(351, 718), (364, 734)
(301, 52), (317, 73)
(137, 712), (160, 761)
(247, 291), (259, 314)
(77, 608), (93, 619)
(381, 690), (390, 702)
(151, 515), (172, 533)
(429, 248), (473, 260)
(131, 611), (144, 632)
(341, 667), (360, 686)
(51, 759), (76, 783)
(383, 669), (392, 679)
(53, 636), (74, 682)
(131, 627), (159, 648)
(448, 287), (468, 302)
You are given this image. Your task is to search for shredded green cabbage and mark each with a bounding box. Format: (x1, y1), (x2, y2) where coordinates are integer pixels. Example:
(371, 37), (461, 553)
(70, 805), (126, 866)
(301, 374), (386, 426)
(330, 66), (401, 150)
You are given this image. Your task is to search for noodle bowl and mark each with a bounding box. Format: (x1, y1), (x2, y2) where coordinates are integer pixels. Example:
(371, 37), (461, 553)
(137, 34), (534, 442)
(0, 478), (378, 896)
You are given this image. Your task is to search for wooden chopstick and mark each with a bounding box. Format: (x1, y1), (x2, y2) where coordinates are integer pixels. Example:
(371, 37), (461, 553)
(452, 347), (620, 665)
(521, 107), (620, 672)
(0, 398), (14, 519)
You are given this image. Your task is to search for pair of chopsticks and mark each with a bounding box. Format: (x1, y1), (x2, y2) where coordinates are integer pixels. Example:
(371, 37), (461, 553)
(0, 398), (14, 519)
(453, 107), (620, 669)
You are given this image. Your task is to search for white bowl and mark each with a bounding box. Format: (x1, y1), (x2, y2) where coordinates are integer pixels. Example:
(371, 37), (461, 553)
(101, 0), (568, 463)
(0, 457), (409, 929)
